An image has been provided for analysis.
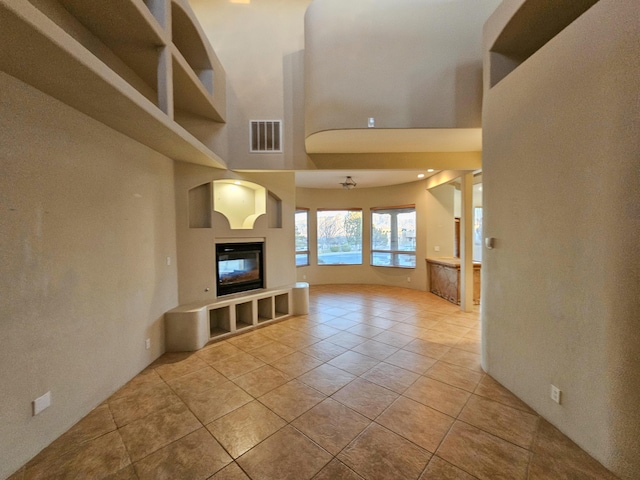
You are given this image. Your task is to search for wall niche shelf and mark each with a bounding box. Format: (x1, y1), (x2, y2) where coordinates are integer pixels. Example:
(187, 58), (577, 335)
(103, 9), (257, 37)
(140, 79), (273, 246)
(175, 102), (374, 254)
(0, 0), (226, 168)
(213, 180), (267, 229)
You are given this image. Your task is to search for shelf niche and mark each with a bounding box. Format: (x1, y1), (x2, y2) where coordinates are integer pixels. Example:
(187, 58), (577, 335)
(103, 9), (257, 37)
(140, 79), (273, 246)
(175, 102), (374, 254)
(213, 180), (266, 230)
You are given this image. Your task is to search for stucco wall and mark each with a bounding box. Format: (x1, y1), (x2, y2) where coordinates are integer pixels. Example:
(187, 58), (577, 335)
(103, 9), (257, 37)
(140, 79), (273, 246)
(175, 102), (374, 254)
(482, 0), (640, 478)
(0, 73), (178, 479)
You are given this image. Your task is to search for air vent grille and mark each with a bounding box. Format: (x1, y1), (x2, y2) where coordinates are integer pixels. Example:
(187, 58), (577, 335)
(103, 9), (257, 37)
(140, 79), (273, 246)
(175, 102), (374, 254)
(250, 120), (282, 152)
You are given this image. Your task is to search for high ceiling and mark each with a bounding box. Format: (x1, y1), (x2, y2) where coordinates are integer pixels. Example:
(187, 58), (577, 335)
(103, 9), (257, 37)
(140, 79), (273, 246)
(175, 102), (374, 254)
(295, 169), (439, 189)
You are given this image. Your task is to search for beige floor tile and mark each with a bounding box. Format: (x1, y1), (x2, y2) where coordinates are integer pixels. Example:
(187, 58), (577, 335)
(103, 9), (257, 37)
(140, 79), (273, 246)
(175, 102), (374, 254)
(307, 324), (343, 339)
(25, 431), (130, 480)
(454, 336), (482, 355)
(436, 421), (530, 480)
(302, 339), (348, 362)
(404, 376), (471, 417)
(346, 324), (386, 338)
(351, 339), (399, 360)
(439, 348), (483, 372)
(206, 401), (286, 458)
(107, 369), (163, 403)
(419, 456), (476, 479)
(364, 316), (399, 330)
(227, 331), (273, 351)
(232, 364), (290, 397)
(166, 366), (227, 399)
(429, 322), (471, 338)
(152, 353), (210, 381)
(332, 378), (398, 420)
(237, 425), (332, 480)
(298, 363), (357, 395)
(49, 404), (116, 454)
(249, 341), (296, 363)
(419, 329), (465, 347)
(425, 361), (483, 392)
(323, 317), (360, 331)
(198, 342), (244, 364)
(277, 330), (320, 349)
(312, 459), (364, 480)
(371, 330), (413, 348)
(361, 362), (420, 394)
(103, 465), (137, 479)
(293, 398), (371, 455)
(325, 331), (367, 349)
(473, 375), (535, 413)
(209, 462), (251, 480)
(384, 349), (437, 375)
(403, 338), (451, 360)
(133, 428), (231, 479)
(270, 351), (324, 378)
(528, 419), (619, 480)
(118, 402), (201, 462)
(180, 380), (253, 424)
(458, 395), (539, 449)
(108, 381), (181, 427)
(258, 379), (326, 422)
(211, 352), (265, 380)
(339, 423), (432, 480)
(328, 351), (380, 376)
(376, 396), (454, 452)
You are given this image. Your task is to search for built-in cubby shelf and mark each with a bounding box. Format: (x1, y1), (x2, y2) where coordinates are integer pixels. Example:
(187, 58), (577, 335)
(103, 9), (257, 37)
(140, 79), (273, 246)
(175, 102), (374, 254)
(165, 286), (304, 351)
(0, 0), (226, 168)
(213, 180), (267, 230)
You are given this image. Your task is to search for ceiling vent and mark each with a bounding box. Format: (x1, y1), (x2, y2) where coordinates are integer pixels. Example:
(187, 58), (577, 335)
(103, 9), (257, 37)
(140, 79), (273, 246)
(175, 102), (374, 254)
(250, 120), (282, 153)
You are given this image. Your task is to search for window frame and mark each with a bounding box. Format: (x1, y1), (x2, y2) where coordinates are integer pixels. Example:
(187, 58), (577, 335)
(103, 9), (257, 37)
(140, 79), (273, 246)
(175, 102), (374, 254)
(295, 208), (310, 267)
(370, 204), (416, 269)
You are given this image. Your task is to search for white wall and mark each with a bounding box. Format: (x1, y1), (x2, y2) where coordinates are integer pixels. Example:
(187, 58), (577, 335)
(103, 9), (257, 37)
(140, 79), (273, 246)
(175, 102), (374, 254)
(0, 73), (178, 479)
(482, 1), (640, 478)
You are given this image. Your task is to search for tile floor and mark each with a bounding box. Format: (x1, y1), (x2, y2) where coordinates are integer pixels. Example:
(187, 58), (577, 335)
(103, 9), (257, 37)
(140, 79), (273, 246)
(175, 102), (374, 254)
(10, 285), (619, 480)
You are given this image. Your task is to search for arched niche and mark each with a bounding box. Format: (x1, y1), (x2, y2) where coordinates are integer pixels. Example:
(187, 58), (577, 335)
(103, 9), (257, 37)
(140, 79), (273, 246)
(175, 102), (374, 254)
(213, 180), (266, 229)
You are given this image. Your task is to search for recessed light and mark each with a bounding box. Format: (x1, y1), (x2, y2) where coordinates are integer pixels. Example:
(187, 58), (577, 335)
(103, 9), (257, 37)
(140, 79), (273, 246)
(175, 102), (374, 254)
(234, 181), (241, 185)
(427, 169), (434, 173)
(417, 174), (425, 179)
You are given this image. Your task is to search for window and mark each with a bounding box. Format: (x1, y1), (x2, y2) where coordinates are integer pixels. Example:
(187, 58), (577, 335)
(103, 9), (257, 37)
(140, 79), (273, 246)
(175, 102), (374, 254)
(317, 209), (362, 265)
(295, 209), (309, 266)
(371, 205), (416, 267)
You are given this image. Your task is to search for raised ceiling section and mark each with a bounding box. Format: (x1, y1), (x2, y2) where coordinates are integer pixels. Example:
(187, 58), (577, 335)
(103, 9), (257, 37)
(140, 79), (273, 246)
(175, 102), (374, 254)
(303, 0), (501, 161)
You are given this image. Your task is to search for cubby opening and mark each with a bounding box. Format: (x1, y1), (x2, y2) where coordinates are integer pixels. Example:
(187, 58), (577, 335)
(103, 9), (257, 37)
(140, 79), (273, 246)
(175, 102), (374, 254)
(235, 301), (254, 330)
(209, 306), (231, 338)
(257, 297), (274, 323)
(274, 293), (289, 318)
(490, 0), (599, 87)
(171, 1), (213, 94)
(188, 182), (212, 228)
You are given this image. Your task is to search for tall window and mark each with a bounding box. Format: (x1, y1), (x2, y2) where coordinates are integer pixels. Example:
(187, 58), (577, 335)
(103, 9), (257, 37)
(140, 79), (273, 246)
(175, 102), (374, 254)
(371, 205), (416, 267)
(317, 209), (362, 265)
(295, 209), (309, 266)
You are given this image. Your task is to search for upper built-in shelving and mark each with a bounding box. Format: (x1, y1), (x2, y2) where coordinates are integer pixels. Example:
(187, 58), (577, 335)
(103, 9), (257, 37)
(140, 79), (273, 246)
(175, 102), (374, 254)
(0, 0), (226, 168)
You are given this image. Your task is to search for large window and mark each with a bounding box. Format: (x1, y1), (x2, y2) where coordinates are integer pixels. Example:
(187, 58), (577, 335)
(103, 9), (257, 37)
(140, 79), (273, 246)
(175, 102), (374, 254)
(295, 209), (309, 266)
(371, 205), (416, 267)
(317, 209), (362, 265)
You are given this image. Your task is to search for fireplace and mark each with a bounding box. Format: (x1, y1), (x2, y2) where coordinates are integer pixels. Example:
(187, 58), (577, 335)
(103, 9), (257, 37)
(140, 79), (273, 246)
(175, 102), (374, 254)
(216, 242), (264, 296)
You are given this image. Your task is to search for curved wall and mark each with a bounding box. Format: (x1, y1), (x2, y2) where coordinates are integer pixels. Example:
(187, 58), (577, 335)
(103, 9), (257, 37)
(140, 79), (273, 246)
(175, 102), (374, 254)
(304, 0), (501, 138)
(482, 1), (640, 478)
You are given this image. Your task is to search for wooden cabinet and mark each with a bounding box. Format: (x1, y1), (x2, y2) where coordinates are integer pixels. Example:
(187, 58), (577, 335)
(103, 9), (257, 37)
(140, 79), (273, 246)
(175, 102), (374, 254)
(427, 257), (481, 305)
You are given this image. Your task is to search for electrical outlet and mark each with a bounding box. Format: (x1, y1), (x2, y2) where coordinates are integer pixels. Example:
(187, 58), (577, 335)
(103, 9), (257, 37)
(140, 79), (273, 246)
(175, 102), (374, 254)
(166, 256), (171, 266)
(145, 338), (151, 350)
(550, 385), (562, 404)
(434, 246), (440, 252)
(33, 391), (51, 416)
(407, 277), (411, 283)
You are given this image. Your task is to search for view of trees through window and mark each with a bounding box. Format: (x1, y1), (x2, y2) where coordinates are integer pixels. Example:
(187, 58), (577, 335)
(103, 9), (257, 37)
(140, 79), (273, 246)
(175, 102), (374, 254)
(317, 210), (362, 265)
(295, 209), (309, 266)
(371, 206), (416, 267)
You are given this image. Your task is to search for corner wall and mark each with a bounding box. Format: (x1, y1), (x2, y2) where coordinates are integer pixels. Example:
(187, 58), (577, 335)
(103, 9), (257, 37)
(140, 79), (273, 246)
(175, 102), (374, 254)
(481, 1), (640, 477)
(0, 73), (178, 479)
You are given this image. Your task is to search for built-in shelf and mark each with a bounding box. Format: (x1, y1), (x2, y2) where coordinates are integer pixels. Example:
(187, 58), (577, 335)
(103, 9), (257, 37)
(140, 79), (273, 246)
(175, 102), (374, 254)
(209, 306), (231, 338)
(188, 183), (213, 228)
(257, 297), (274, 323)
(235, 301), (254, 330)
(0, 0), (226, 168)
(213, 180), (267, 229)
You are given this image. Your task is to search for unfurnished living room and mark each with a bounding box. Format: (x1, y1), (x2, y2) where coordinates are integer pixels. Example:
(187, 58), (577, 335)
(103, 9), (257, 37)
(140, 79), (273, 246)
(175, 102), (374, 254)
(1, 0), (638, 479)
